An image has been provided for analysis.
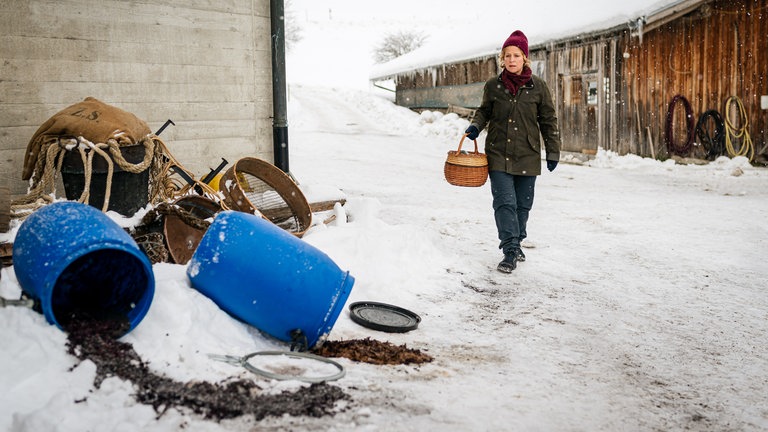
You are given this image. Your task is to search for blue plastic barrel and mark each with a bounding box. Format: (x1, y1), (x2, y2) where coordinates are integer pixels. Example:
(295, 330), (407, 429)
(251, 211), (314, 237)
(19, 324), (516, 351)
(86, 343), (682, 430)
(187, 210), (355, 348)
(12, 201), (154, 336)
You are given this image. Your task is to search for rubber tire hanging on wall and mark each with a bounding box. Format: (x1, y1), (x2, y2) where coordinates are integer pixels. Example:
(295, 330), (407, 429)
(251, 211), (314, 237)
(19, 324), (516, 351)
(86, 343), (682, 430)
(665, 94), (695, 157)
(695, 110), (726, 160)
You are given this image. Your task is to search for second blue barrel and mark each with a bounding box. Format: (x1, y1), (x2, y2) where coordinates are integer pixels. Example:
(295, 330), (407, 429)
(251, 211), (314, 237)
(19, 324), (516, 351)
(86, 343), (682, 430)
(186, 211), (355, 348)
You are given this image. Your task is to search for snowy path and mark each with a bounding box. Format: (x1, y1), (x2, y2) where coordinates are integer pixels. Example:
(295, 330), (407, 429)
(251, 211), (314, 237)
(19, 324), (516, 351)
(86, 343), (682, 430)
(283, 85), (768, 431)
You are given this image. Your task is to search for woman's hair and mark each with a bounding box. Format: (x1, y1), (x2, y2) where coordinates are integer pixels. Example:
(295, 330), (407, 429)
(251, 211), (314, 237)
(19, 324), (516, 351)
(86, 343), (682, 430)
(498, 47), (532, 70)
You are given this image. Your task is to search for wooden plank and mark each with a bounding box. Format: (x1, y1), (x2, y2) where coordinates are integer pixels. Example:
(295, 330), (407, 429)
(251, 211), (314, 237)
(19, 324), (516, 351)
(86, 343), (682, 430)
(0, 101), (267, 128)
(0, 187), (10, 233)
(0, 121), (273, 152)
(0, 148), (28, 195)
(162, 136), (272, 175)
(0, 0), (252, 15)
(0, 1), (272, 55)
(309, 199), (347, 213)
(254, 199), (347, 226)
(0, 81), (266, 105)
(0, 35), (265, 69)
(396, 83), (484, 110)
(0, 241), (12, 267)
(155, 119), (261, 141)
(0, 127), (39, 151)
(0, 59), (257, 86)
(447, 105), (475, 118)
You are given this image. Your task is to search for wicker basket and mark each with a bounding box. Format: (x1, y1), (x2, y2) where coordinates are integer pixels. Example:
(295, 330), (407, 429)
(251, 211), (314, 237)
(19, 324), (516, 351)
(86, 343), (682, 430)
(444, 134), (488, 187)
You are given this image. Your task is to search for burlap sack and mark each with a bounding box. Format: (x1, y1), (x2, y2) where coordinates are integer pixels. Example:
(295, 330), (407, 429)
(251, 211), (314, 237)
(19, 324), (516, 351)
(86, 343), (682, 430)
(22, 97), (151, 180)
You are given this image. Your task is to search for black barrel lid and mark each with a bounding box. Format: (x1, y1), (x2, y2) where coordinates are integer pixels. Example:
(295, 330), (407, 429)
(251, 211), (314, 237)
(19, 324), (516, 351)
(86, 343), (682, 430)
(348, 301), (421, 333)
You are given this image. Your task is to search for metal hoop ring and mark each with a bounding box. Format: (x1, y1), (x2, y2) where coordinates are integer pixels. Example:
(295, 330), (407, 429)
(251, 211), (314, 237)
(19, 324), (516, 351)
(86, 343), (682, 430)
(241, 351), (346, 383)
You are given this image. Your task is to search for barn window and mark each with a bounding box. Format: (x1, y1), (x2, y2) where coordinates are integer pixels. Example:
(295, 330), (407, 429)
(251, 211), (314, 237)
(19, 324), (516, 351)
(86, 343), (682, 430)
(587, 81), (598, 105)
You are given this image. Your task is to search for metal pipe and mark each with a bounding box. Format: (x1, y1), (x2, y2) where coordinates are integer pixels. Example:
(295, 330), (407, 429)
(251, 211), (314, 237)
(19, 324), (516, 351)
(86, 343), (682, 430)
(270, 0), (289, 173)
(155, 119), (175, 136)
(200, 158), (228, 184)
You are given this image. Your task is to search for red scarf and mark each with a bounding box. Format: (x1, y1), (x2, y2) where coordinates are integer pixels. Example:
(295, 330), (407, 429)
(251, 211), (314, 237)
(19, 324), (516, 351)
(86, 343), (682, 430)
(501, 67), (532, 95)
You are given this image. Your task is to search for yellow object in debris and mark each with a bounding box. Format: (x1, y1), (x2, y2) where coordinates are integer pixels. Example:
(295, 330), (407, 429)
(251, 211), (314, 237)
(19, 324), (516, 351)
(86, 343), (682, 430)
(236, 172), (253, 192)
(207, 173), (224, 191)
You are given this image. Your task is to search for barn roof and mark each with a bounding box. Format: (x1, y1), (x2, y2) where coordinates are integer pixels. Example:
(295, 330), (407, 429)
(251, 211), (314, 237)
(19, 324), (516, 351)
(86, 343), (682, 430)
(369, 0), (702, 81)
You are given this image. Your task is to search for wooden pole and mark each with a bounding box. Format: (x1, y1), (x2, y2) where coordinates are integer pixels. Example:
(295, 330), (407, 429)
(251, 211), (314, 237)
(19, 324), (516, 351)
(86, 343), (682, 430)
(647, 127), (656, 159)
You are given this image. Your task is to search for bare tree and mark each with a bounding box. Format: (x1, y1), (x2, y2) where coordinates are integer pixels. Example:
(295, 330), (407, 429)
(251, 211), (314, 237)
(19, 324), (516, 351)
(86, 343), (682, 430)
(374, 30), (427, 64)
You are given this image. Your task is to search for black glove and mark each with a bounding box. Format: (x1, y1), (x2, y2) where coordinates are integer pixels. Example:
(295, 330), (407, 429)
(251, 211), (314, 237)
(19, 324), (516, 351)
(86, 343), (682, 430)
(546, 160), (558, 172)
(465, 125), (479, 140)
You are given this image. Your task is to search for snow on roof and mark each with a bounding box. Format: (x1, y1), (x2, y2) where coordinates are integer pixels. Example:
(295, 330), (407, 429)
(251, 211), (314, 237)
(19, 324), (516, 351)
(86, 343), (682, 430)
(369, 0), (688, 81)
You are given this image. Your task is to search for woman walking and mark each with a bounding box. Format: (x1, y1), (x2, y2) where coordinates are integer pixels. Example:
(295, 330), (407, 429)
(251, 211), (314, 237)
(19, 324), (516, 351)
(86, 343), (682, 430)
(465, 30), (561, 273)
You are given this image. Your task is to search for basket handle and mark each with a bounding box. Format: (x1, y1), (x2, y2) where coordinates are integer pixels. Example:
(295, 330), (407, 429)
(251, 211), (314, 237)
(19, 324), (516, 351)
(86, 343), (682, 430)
(457, 134), (480, 154)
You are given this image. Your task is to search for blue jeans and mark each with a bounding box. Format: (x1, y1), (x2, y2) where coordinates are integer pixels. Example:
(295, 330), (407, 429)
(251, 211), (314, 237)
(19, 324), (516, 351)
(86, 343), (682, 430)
(489, 170), (536, 256)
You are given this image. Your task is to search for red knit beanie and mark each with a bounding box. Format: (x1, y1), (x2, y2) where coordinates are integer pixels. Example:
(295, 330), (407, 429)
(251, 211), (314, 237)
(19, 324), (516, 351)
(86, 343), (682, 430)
(503, 30), (529, 57)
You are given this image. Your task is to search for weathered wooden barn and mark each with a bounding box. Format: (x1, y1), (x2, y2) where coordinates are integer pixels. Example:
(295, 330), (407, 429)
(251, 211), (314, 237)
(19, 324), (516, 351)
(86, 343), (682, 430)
(371, 0), (767, 162)
(1, 0), (288, 198)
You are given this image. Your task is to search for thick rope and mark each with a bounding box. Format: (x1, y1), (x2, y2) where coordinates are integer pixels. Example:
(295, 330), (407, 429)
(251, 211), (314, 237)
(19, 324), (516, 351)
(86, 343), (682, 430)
(140, 201), (212, 231)
(723, 96), (754, 161)
(10, 141), (63, 219)
(10, 133), (229, 223)
(665, 94), (695, 156)
(107, 137), (154, 173)
(132, 232), (169, 265)
(10, 136), (157, 220)
(82, 140), (114, 212)
(694, 109), (726, 160)
(148, 137), (230, 209)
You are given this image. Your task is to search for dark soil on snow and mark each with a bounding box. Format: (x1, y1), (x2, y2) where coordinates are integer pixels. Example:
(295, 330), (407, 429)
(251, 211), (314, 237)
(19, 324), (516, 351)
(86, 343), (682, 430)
(65, 319), (349, 421)
(312, 338), (433, 365)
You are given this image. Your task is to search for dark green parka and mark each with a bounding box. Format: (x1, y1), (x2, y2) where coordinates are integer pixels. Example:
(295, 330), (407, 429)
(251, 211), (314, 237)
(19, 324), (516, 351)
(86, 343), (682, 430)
(470, 73), (561, 176)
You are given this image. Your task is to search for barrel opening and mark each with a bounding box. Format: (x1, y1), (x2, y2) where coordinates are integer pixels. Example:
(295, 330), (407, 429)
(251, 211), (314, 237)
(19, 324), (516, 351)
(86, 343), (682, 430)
(51, 249), (150, 334)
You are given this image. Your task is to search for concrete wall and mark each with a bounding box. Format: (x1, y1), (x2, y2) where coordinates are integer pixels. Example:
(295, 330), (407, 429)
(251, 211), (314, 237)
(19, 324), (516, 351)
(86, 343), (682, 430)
(0, 0), (273, 196)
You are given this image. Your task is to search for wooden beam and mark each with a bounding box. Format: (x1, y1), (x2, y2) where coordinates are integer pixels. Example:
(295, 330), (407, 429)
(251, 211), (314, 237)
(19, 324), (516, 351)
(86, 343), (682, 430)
(0, 241), (12, 267)
(0, 187), (10, 233)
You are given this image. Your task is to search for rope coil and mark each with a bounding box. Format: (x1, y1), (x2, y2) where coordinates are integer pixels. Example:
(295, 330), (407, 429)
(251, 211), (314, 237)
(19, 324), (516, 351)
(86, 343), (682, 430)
(665, 94), (695, 156)
(723, 96), (754, 161)
(11, 136), (159, 219)
(10, 134), (228, 223)
(695, 109), (726, 160)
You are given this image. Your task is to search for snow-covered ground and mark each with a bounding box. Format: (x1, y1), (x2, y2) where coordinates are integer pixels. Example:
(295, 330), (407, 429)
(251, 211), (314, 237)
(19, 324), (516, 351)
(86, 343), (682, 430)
(2, 1), (768, 431)
(2, 82), (767, 432)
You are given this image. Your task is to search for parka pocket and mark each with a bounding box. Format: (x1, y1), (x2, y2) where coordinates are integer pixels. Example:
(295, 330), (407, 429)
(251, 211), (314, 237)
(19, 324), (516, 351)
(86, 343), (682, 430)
(527, 134), (541, 152)
(487, 128), (498, 146)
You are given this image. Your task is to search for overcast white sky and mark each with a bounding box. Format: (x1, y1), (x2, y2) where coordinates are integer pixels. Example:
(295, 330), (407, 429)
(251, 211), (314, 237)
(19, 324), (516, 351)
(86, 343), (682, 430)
(291, 0), (671, 39)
